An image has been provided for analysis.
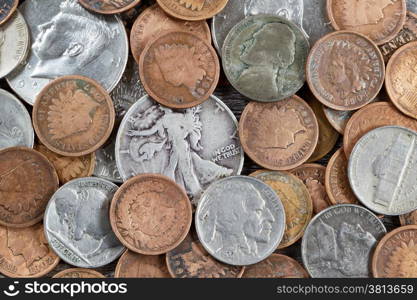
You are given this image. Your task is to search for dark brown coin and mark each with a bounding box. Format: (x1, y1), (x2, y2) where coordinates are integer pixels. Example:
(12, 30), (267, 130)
(0, 147), (59, 228)
(242, 254), (308, 278)
(156, 0), (229, 21)
(0, 0), (18, 25)
(79, 0), (141, 14)
(400, 211), (417, 226)
(53, 268), (105, 278)
(115, 250), (171, 278)
(32, 75), (115, 157)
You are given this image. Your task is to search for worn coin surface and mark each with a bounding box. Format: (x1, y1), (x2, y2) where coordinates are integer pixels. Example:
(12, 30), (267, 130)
(322, 106), (354, 134)
(239, 96), (319, 171)
(6, 0), (128, 105)
(33, 75), (115, 157)
(0, 223), (60, 278)
(302, 204), (386, 278)
(195, 176), (286, 266)
(93, 136), (122, 184)
(222, 15), (309, 102)
(156, 0), (228, 21)
(0, 89), (34, 150)
(79, 0), (141, 14)
(409, 0), (417, 14)
(0, 147), (59, 228)
(400, 211), (417, 226)
(327, 0), (407, 45)
(307, 31), (385, 111)
(349, 126), (417, 216)
(115, 94), (243, 203)
(0, 0), (18, 25)
(53, 268), (105, 278)
(110, 174), (192, 255)
(303, 0), (333, 45)
(115, 250), (171, 278)
(372, 225), (417, 278)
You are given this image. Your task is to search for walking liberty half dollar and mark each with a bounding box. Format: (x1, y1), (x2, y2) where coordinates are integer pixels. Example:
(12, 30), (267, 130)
(195, 176), (286, 266)
(301, 204), (386, 278)
(44, 177), (125, 268)
(348, 126), (417, 216)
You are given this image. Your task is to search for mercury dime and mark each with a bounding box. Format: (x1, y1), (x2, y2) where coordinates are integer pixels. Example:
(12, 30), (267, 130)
(349, 126), (417, 216)
(0, 0), (18, 25)
(242, 254), (308, 278)
(115, 250), (171, 278)
(222, 15), (309, 102)
(302, 204), (386, 278)
(195, 176), (286, 266)
(400, 210), (417, 226)
(93, 136), (122, 183)
(44, 177), (125, 268)
(156, 0), (229, 21)
(79, 0), (141, 14)
(5, 0), (128, 105)
(53, 268), (105, 278)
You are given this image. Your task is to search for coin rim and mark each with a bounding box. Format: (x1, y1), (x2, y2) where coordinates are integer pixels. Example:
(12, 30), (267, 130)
(78, 0), (141, 14)
(52, 268), (105, 278)
(0, 0), (19, 25)
(322, 105), (349, 134)
(156, 0), (229, 21)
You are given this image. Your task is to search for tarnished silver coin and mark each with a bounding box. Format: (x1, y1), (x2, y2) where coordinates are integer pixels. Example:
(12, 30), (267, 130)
(0, 89), (33, 150)
(93, 135), (122, 183)
(44, 177), (125, 268)
(408, 0), (417, 14)
(195, 176), (286, 266)
(0, 10), (29, 78)
(348, 126), (417, 216)
(322, 107), (353, 134)
(301, 204), (386, 278)
(6, 0), (128, 105)
(115, 95), (244, 204)
(303, 0), (333, 45)
(222, 15), (309, 102)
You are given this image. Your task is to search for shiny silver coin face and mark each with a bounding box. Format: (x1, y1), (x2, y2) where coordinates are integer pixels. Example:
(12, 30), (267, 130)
(195, 176), (286, 266)
(44, 177), (125, 268)
(348, 126), (417, 216)
(0, 89), (34, 150)
(93, 135), (122, 183)
(301, 204), (386, 278)
(6, 0), (128, 105)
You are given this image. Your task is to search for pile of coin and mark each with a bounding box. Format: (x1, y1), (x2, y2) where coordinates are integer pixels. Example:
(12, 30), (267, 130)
(0, 0), (416, 279)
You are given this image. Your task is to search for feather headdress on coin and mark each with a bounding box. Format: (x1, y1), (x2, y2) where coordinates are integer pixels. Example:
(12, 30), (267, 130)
(178, 0), (205, 11)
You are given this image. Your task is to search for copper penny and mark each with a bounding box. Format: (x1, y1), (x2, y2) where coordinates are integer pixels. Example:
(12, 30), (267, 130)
(35, 143), (95, 185)
(343, 102), (417, 158)
(79, 0), (141, 14)
(372, 225), (417, 278)
(242, 254), (308, 278)
(0, 0), (18, 25)
(156, 0), (228, 21)
(400, 211), (417, 226)
(32, 75), (115, 157)
(0, 147), (59, 228)
(110, 174), (192, 255)
(139, 30), (219, 109)
(327, 0), (407, 45)
(53, 268), (105, 278)
(166, 232), (244, 278)
(325, 148), (358, 205)
(306, 31), (385, 111)
(0, 223), (60, 278)
(130, 4), (211, 63)
(291, 164), (331, 215)
(239, 96), (319, 171)
(386, 41), (417, 119)
(115, 250), (171, 278)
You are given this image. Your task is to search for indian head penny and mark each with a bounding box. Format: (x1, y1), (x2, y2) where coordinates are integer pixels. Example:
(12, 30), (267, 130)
(400, 210), (417, 226)
(242, 254), (308, 278)
(0, 0), (18, 25)
(53, 268), (105, 278)
(115, 250), (171, 278)
(79, 0), (141, 14)
(156, 0), (229, 21)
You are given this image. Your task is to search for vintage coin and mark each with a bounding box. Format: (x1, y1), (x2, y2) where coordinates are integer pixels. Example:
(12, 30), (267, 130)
(343, 102), (417, 158)
(53, 268), (105, 278)
(33, 75), (115, 157)
(139, 30), (219, 109)
(0, 89), (34, 150)
(130, 4), (211, 62)
(0, 147), (58, 228)
(0, 10), (29, 79)
(386, 41), (417, 119)
(110, 174), (192, 255)
(291, 164), (331, 214)
(303, 0), (334, 45)
(0, 223), (60, 278)
(115, 95), (243, 203)
(323, 106), (354, 134)
(325, 148), (358, 205)
(250, 170), (313, 249)
(35, 144), (95, 185)
(115, 250), (171, 278)
(0, 0), (18, 25)
(302, 204), (386, 278)
(222, 15), (309, 102)
(372, 225), (417, 278)
(79, 0), (141, 14)
(327, 0), (406, 45)
(156, 0), (228, 21)
(242, 254), (308, 278)
(93, 136), (122, 183)
(239, 96), (319, 171)
(307, 31), (385, 111)
(44, 177), (125, 268)
(195, 176), (286, 266)
(6, 0), (128, 105)
(400, 211), (417, 226)
(409, 0), (417, 14)
(349, 126), (417, 216)
(166, 232), (244, 278)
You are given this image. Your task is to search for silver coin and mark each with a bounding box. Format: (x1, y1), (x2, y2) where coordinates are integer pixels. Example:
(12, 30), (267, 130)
(0, 88), (33, 150)
(195, 176), (286, 266)
(301, 204), (386, 278)
(115, 94), (244, 204)
(6, 0), (128, 105)
(44, 177), (125, 268)
(408, 0), (417, 14)
(302, 0), (333, 46)
(93, 135), (122, 183)
(322, 107), (353, 134)
(348, 126), (417, 216)
(0, 10), (29, 78)
(222, 15), (309, 102)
